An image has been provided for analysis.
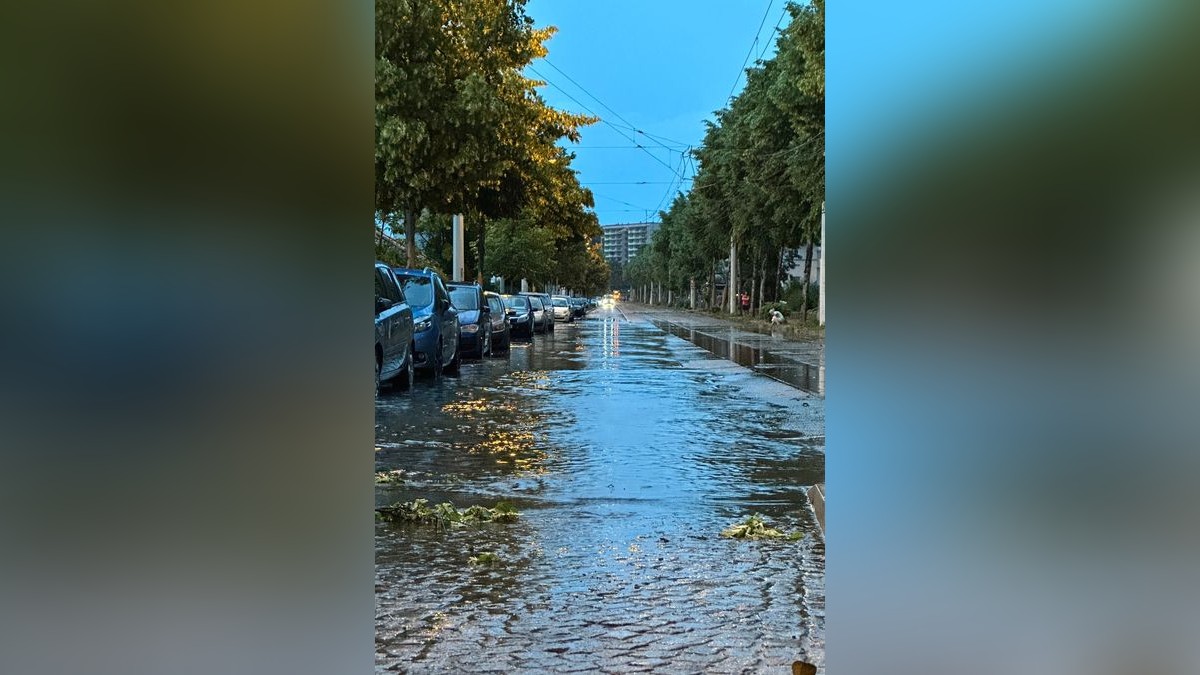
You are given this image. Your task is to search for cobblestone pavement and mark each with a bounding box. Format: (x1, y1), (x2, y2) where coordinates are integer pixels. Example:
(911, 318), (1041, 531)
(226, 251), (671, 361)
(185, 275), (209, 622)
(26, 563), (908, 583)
(376, 307), (825, 673)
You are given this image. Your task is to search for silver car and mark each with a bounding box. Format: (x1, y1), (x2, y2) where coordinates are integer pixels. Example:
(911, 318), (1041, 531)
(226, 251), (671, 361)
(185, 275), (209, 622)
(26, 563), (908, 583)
(550, 296), (573, 323)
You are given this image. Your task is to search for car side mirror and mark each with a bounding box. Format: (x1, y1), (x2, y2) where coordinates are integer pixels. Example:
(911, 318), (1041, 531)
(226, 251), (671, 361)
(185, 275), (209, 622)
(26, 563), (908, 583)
(375, 297), (393, 314)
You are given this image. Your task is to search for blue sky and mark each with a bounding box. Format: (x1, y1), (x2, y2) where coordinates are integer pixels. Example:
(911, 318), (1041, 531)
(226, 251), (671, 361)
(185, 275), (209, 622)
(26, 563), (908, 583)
(525, 0), (791, 226)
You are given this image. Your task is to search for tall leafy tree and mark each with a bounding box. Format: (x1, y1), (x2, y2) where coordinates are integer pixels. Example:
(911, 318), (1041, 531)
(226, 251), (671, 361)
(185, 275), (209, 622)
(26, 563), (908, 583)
(376, 0), (594, 267)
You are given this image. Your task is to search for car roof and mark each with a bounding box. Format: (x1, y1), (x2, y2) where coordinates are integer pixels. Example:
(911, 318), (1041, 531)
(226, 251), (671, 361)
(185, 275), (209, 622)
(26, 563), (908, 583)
(447, 281), (480, 288)
(392, 267), (435, 279)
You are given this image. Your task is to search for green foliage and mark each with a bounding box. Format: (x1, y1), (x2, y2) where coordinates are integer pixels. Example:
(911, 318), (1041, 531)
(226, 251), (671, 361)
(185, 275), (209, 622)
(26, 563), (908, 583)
(468, 551), (501, 566)
(376, 498), (521, 528)
(721, 513), (804, 541)
(374, 469), (406, 485)
(376, 0), (598, 270)
(649, 1), (823, 308)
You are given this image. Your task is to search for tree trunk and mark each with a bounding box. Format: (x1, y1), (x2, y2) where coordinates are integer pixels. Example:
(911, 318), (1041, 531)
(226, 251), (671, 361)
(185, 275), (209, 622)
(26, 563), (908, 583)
(801, 241), (814, 322)
(728, 236), (738, 315)
(748, 268), (755, 315)
(404, 208), (418, 268)
(710, 259), (717, 309)
(758, 259), (766, 313)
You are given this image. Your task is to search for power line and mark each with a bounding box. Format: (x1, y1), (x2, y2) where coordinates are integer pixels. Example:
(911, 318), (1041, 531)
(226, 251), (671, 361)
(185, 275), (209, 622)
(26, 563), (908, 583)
(529, 66), (687, 183)
(757, 4), (791, 63)
(727, 0), (776, 103)
(580, 180), (693, 185)
(653, 148), (691, 217)
(542, 59), (689, 154)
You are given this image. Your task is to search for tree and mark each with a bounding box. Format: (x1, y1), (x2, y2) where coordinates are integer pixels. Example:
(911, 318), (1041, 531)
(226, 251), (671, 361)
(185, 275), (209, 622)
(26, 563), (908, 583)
(375, 0), (594, 267)
(657, 1), (824, 315)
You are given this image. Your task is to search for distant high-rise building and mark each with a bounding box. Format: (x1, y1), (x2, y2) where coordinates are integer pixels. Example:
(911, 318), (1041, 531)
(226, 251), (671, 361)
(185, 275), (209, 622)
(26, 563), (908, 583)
(599, 222), (660, 267)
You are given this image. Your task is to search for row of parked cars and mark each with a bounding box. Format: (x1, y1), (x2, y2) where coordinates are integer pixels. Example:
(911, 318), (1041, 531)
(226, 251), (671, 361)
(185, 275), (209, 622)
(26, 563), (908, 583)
(374, 262), (597, 394)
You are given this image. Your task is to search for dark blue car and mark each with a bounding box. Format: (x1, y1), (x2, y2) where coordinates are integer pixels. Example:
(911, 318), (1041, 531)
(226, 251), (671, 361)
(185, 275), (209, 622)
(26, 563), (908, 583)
(448, 282), (495, 358)
(374, 263), (414, 394)
(392, 268), (460, 377)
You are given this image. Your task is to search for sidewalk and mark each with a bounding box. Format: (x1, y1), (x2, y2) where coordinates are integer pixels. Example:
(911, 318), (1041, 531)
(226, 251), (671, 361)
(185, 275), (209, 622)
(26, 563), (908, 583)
(620, 302), (825, 396)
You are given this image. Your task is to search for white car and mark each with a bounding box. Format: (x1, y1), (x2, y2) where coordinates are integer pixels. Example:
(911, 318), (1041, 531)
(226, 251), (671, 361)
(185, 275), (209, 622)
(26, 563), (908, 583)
(551, 296), (573, 322)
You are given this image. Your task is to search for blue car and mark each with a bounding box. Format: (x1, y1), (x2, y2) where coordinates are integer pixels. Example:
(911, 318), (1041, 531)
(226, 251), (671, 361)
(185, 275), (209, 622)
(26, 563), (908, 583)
(448, 281), (497, 358)
(374, 263), (415, 394)
(392, 268), (460, 377)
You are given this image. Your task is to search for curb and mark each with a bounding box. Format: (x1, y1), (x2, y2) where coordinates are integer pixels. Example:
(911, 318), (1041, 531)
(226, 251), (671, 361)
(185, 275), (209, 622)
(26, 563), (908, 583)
(807, 483), (825, 534)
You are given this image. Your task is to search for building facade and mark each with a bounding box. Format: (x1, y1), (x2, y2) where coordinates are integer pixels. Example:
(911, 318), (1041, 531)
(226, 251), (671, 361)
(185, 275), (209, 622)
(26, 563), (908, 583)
(599, 222), (660, 267)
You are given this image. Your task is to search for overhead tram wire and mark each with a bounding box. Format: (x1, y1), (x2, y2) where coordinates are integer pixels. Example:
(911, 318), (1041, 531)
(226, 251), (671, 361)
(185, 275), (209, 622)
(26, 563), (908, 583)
(757, 4), (791, 63)
(652, 149), (691, 217)
(541, 59), (690, 155)
(727, 0), (776, 103)
(528, 66), (687, 184)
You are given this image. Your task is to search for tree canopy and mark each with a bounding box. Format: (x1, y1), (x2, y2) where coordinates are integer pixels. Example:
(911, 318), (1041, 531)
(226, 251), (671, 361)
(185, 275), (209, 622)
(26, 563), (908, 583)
(375, 0), (603, 287)
(628, 1), (823, 315)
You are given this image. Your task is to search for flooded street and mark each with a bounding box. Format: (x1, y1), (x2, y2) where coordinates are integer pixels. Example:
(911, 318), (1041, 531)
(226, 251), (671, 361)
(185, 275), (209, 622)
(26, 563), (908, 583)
(375, 308), (825, 673)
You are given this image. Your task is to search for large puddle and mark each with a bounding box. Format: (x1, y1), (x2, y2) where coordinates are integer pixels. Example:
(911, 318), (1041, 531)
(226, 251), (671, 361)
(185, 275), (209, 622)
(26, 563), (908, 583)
(376, 310), (825, 672)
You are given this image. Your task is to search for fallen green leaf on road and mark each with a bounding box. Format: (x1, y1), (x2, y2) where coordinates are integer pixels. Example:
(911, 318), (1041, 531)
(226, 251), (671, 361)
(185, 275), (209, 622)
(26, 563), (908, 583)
(468, 552), (501, 566)
(376, 498), (521, 528)
(721, 514), (804, 540)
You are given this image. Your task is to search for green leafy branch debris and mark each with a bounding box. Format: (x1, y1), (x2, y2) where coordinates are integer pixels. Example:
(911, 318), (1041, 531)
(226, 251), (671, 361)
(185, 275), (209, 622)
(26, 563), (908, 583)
(468, 552), (501, 566)
(376, 498), (520, 527)
(721, 514), (804, 541)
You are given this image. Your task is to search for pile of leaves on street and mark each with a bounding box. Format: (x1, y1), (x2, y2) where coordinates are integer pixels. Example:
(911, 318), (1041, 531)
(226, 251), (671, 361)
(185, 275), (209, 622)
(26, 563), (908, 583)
(376, 498), (519, 528)
(374, 469), (406, 484)
(721, 514), (803, 541)
(467, 552), (501, 566)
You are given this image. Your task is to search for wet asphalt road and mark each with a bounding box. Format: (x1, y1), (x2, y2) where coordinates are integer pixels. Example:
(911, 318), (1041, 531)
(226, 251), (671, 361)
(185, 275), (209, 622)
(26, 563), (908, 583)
(375, 307), (825, 673)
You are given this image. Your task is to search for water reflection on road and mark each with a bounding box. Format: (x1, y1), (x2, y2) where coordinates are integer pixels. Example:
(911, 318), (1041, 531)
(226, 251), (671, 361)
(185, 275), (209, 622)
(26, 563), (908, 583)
(375, 308), (825, 673)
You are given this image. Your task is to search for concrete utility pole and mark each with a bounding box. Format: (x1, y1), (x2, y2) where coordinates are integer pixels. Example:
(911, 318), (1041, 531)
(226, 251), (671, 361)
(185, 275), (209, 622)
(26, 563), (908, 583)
(451, 214), (465, 281)
(728, 234), (739, 315)
(689, 277), (696, 309)
(521, 278), (529, 293)
(818, 202), (825, 326)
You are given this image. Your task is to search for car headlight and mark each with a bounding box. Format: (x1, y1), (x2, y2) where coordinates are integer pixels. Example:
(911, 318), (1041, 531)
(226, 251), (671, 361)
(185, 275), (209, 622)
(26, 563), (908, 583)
(414, 319), (433, 332)
(461, 323), (479, 334)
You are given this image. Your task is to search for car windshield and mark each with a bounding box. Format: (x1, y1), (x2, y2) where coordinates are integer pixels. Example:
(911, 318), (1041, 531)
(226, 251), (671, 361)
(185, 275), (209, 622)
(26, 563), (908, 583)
(553, 298), (568, 307)
(398, 276), (433, 308)
(503, 296), (528, 310)
(449, 287), (479, 310)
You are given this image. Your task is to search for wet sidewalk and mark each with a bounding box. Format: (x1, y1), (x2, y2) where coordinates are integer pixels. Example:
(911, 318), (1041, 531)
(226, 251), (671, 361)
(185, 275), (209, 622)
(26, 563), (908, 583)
(376, 309), (825, 673)
(619, 304), (825, 397)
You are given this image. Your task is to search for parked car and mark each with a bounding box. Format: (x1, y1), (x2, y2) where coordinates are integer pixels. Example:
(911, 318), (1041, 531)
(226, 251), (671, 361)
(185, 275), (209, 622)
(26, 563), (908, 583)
(550, 295), (573, 323)
(502, 294), (534, 338)
(447, 281), (494, 358)
(483, 291), (511, 353)
(520, 292), (556, 331)
(527, 295), (550, 334)
(568, 296), (587, 318)
(392, 267), (460, 376)
(374, 263), (415, 394)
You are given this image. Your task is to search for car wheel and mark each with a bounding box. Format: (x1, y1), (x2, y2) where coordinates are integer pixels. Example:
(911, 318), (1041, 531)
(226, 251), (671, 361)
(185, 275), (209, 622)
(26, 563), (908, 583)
(375, 357), (382, 398)
(397, 349), (414, 391)
(432, 341), (444, 378)
(483, 327), (492, 357)
(446, 342), (460, 375)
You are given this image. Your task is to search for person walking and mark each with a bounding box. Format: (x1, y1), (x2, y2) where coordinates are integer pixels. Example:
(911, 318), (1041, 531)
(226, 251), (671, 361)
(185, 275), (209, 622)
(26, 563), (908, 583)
(740, 291), (750, 314)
